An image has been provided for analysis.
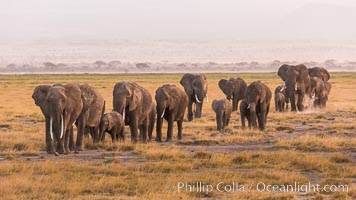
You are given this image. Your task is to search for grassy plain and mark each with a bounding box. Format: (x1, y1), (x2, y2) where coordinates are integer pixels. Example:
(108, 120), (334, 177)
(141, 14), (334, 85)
(0, 73), (355, 199)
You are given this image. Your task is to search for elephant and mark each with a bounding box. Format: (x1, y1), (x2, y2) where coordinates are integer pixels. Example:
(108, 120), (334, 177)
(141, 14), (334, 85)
(218, 78), (247, 111)
(310, 77), (330, 108)
(76, 84), (105, 151)
(113, 82), (154, 143)
(277, 64), (311, 112)
(240, 100), (252, 129)
(155, 84), (188, 142)
(99, 111), (125, 142)
(212, 99), (232, 131)
(32, 85), (55, 153)
(308, 67), (330, 82)
(180, 73), (208, 121)
(245, 81), (272, 130)
(41, 84), (83, 155)
(274, 85), (288, 112)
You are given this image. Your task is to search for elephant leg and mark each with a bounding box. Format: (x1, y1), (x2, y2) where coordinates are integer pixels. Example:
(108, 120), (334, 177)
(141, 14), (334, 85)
(156, 117), (163, 142)
(233, 97), (238, 111)
(222, 113), (227, 129)
(241, 113), (246, 129)
(177, 120), (183, 140)
(226, 117), (230, 127)
(142, 121), (149, 143)
(75, 115), (86, 152)
(129, 115), (139, 143)
(187, 99), (193, 121)
(64, 128), (71, 154)
(290, 92), (297, 112)
(112, 127), (117, 142)
(166, 115), (174, 142)
(45, 117), (54, 154)
(119, 127), (125, 141)
(69, 126), (74, 151)
(297, 92), (304, 111)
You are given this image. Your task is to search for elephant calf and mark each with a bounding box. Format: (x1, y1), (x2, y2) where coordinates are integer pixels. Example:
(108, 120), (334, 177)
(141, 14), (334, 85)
(274, 85), (288, 112)
(99, 111), (125, 142)
(212, 99), (232, 131)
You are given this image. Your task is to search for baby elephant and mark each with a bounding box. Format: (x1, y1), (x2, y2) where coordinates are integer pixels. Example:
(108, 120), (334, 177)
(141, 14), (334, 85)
(99, 111), (125, 142)
(212, 99), (232, 131)
(274, 85), (288, 112)
(240, 100), (251, 129)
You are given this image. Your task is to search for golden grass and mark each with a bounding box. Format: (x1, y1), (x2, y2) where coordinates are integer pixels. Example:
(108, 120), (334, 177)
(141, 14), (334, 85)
(0, 73), (355, 199)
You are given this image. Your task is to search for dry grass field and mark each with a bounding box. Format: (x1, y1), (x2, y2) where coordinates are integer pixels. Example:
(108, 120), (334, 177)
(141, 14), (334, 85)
(0, 73), (355, 199)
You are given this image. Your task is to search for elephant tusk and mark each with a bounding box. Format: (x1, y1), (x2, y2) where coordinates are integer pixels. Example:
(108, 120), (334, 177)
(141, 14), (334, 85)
(205, 95), (209, 102)
(280, 86), (285, 92)
(247, 104), (250, 109)
(50, 116), (54, 141)
(161, 109), (165, 118)
(122, 109), (125, 122)
(295, 86), (298, 91)
(195, 94), (202, 103)
(312, 92), (316, 99)
(60, 114), (64, 139)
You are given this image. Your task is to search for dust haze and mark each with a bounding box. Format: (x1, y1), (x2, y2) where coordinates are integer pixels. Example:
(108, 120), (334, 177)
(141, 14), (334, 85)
(1, 0), (356, 72)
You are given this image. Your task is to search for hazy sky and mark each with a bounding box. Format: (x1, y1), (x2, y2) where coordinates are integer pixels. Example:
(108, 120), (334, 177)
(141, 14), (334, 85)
(1, 0), (356, 40)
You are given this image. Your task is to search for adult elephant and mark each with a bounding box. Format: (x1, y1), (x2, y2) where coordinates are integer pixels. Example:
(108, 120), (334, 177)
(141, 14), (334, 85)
(113, 82), (154, 143)
(245, 81), (272, 130)
(308, 67), (330, 82)
(277, 64), (311, 112)
(44, 84), (83, 155)
(76, 84), (105, 149)
(218, 78), (247, 111)
(310, 77), (330, 108)
(180, 73), (208, 121)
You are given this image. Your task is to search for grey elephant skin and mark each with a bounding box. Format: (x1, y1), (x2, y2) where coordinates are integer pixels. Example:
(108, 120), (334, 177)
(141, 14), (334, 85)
(99, 111), (125, 142)
(245, 81), (272, 130)
(308, 67), (330, 82)
(218, 78), (247, 111)
(76, 84), (106, 149)
(274, 85), (288, 112)
(310, 77), (331, 108)
(212, 99), (232, 131)
(155, 84), (188, 142)
(32, 85), (74, 153)
(32, 84), (83, 155)
(278, 64), (311, 112)
(239, 100), (251, 129)
(180, 73), (208, 121)
(113, 82), (155, 143)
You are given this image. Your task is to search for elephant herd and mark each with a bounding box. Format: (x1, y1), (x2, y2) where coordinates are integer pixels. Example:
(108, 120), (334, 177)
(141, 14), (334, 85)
(32, 65), (331, 156)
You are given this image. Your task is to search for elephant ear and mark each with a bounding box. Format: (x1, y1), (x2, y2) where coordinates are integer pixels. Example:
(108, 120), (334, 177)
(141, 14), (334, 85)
(129, 86), (141, 111)
(107, 114), (114, 130)
(277, 64), (290, 81)
(163, 88), (175, 110)
(211, 100), (218, 112)
(180, 74), (194, 94)
(218, 79), (228, 95)
(65, 84), (82, 105)
(32, 85), (51, 104)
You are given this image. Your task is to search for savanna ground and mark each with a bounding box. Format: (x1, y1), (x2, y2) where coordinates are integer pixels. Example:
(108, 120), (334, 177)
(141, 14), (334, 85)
(0, 73), (355, 199)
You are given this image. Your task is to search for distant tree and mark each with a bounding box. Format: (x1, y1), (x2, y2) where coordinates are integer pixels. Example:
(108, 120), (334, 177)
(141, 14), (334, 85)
(93, 61), (106, 68)
(136, 63), (151, 70)
(324, 59), (336, 68)
(6, 63), (17, 70)
(108, 61), (121, 68)
(43, 62), (57, 71)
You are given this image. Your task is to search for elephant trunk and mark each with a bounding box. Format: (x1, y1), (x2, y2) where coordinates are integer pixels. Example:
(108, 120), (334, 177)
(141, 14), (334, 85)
(249, 103), (257, 128)
(51, 112), (64, 155)
(98, 119), (106, 141)
(155, 104), (166, 142)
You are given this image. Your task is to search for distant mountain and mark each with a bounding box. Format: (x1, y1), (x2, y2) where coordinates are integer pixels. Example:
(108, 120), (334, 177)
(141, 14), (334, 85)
(272, 3), (356, 39)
